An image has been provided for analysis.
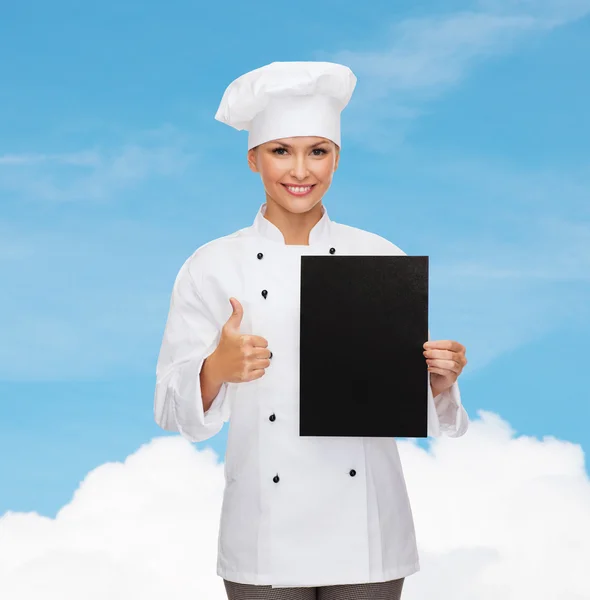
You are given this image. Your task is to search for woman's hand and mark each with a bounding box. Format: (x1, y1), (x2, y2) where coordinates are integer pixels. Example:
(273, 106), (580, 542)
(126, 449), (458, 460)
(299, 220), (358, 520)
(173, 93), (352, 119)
(207, 297), (272, 385)
(423, 340), (467, 398)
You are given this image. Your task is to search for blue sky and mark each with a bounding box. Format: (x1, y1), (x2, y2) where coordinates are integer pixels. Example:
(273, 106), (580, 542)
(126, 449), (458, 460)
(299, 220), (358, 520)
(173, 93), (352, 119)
(1, 0), (589, 519)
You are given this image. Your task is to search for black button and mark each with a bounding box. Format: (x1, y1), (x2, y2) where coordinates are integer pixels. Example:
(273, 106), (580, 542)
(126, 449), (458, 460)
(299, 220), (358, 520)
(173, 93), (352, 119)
(269, 413), (276, 422)
(261, 290), (268, 299)
(273, 474), (280, 483)
(349, 469), (356, 477)
(329, 247), (336, 254)
(257, 253), (263, 259)
(269, 351), (273, 359)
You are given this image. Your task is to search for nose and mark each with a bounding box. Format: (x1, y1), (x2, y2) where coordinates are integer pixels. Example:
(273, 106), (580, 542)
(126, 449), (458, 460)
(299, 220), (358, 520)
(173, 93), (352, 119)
(290, 154), (310, 181)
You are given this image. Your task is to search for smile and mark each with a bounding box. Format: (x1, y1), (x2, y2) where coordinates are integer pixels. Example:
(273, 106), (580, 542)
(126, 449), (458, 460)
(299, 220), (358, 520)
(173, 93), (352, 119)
(281, 184), (315, 197)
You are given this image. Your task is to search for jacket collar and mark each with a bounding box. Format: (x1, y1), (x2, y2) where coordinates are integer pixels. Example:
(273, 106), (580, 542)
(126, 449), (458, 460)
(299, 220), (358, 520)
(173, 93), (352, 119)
(252, 202), (332, 246)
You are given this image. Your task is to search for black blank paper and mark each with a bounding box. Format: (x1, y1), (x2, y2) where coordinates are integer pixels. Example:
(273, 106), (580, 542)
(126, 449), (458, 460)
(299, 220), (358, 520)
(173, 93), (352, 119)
(299, 256), (429, 438)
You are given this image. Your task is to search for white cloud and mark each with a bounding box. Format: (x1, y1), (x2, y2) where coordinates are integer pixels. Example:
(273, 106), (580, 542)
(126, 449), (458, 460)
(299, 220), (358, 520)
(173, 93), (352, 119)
(335, 13), (535, 91)
(0, 152), (100, 167)
(1, 412), (589, 599)
(323, 1), (590, 142)
(435, 217), (590, 283)
(475, 0), (590, 24)
(0, 127), (196, 203)
(403, 412), (590, 599)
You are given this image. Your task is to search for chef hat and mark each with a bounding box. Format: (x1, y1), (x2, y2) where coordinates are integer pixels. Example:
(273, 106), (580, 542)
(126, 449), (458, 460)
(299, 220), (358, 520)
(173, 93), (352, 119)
(214, 61), (357, 149)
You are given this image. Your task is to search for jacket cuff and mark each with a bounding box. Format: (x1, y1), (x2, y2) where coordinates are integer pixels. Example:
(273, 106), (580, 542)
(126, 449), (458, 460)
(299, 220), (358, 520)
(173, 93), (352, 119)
(171, 336), (230, 442)
(427, 376), (469, 438)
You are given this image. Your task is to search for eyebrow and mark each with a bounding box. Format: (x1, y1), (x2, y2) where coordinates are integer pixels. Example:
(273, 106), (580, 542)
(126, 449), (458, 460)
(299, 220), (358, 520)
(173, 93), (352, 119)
(272, 140), (330, 149)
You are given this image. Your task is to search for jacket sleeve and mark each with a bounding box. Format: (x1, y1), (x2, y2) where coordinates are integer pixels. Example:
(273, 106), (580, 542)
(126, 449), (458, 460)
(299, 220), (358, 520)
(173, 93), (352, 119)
(426, 378), (469, 438)
(425, 329), (469, 438)
(154, 259), (231, 443)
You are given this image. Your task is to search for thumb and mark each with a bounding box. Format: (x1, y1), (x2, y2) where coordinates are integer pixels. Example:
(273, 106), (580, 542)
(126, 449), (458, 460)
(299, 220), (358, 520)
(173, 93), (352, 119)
(225, 297), (243, 330)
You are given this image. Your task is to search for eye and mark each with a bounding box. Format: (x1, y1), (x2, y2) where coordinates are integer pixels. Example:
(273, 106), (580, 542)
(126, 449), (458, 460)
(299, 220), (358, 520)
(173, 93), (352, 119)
(312, 148), (328, 156)
(271, 147), (288, 155)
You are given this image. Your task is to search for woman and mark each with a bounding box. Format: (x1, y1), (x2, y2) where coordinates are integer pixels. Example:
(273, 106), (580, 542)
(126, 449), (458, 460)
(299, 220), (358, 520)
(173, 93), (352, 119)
(154, 61), (469, 599)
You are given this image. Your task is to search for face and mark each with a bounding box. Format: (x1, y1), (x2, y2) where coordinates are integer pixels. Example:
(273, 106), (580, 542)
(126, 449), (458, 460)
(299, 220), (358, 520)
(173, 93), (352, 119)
(247, 136), (340, 215)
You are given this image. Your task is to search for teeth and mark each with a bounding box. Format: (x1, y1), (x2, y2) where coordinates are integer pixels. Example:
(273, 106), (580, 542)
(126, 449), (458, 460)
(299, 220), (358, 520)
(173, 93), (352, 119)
(286, 186), (312, 193)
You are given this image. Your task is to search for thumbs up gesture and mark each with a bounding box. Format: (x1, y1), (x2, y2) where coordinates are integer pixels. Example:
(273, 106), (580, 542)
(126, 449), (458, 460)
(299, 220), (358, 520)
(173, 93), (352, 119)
(208, 297), (272, 384)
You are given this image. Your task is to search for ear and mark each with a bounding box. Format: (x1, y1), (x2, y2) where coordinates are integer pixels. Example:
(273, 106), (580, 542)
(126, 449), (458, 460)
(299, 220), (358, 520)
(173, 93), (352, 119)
(247, 147), (259, 173)
(333, 144), (340, 172)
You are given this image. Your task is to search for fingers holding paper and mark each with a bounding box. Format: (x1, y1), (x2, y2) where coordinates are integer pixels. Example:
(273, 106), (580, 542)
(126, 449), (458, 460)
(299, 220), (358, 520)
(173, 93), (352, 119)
(423, 340), (467, 396)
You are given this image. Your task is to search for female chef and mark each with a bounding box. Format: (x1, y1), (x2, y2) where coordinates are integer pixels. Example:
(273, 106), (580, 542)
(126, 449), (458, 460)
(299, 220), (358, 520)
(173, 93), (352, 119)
(154, 61), (469, 600)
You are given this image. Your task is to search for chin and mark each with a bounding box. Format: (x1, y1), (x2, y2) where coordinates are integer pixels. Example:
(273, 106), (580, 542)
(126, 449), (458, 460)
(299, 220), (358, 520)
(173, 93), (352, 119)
(284, 201), (318, 213)
(274, 190), (324, 213)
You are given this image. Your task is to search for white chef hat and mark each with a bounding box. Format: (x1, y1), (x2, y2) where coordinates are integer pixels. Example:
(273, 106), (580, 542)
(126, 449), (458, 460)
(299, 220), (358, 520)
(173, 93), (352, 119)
(214, 61), (357, 149)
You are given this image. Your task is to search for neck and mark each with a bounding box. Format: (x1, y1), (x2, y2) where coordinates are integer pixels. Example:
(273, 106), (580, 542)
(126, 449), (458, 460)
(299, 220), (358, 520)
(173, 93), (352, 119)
(264, 198), (324, 245)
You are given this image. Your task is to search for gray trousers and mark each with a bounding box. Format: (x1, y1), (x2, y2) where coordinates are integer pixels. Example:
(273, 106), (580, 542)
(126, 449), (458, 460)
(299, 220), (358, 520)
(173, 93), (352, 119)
(223, 578), (404, 600)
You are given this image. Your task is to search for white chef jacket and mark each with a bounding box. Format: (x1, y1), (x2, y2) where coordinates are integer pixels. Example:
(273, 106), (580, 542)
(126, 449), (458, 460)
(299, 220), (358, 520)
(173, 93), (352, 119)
(154, 202), (469, 588)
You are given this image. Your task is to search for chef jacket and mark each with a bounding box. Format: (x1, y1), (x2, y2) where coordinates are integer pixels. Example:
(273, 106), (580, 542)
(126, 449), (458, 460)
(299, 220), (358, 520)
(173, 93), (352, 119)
(154, 202), (469, 588)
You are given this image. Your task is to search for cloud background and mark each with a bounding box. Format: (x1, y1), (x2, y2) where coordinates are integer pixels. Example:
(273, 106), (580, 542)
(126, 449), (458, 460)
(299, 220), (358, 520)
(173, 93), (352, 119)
(1, 0), (589, 597)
